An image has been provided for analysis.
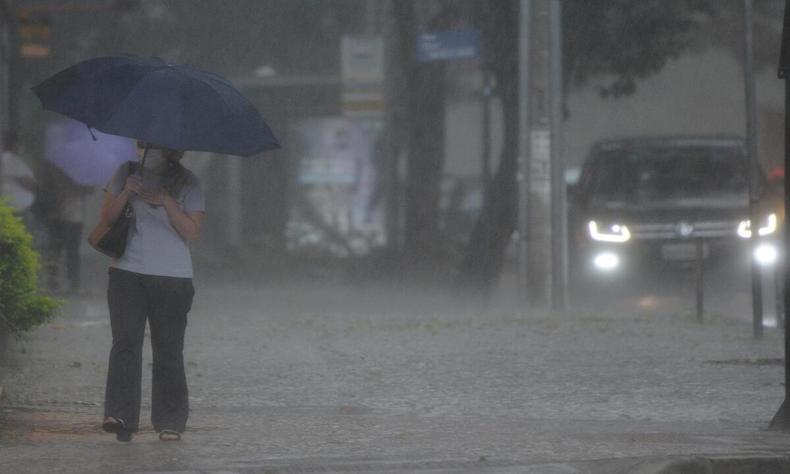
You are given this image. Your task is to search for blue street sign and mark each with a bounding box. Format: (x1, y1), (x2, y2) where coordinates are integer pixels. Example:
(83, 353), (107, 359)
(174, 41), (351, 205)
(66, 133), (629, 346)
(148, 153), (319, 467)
(416, 29), (480, 63)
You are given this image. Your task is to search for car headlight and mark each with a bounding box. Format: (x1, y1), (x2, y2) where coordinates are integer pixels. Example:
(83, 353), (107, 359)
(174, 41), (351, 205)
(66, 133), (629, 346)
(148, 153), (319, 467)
(754, 243), (779, 266)
(737, 213), (777, 238)
(588, 221), (631, 243)
(593, 251), (620, 271)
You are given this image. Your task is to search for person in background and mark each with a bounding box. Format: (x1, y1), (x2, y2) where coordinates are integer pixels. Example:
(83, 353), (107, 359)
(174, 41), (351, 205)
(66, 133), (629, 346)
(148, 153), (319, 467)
(40, 162), (90, 295)
(0, 132), (36, 227)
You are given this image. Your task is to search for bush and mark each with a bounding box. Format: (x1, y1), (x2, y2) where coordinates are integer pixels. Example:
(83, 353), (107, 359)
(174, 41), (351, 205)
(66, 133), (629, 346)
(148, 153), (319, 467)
(0, 199), (59, 332)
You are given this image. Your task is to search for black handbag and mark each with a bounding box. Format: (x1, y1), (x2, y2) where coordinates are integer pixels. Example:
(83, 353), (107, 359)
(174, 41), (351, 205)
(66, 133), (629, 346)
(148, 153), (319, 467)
(87, 162), (137, 258)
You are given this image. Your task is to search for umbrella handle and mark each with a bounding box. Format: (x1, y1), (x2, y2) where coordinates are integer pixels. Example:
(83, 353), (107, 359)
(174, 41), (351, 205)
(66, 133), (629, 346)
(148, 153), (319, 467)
(137, 144), (148, 177)
(86, 124), (98, 141)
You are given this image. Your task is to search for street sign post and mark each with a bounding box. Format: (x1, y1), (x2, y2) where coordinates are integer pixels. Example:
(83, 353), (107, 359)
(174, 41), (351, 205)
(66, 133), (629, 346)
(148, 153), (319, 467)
(743, 0), (764, 338)
(549, 0), (566, 310)
(518, 1), (532, 304)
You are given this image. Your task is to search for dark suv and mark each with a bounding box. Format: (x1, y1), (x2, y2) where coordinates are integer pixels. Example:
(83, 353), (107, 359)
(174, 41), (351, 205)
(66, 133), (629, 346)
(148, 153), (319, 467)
(568, 136), (778, 281)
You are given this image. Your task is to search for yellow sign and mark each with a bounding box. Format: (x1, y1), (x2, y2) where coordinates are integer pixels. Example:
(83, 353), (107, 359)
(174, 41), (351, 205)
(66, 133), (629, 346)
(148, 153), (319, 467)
(18, 10), (51, 58)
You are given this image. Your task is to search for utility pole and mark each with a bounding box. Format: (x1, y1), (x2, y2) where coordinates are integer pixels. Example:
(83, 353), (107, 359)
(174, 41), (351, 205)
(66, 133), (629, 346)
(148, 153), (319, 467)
(517, 0), (532, 303)
(521, 0), (567, 309)
(744, 0), (764, 338)
(525, 0), (553, 306)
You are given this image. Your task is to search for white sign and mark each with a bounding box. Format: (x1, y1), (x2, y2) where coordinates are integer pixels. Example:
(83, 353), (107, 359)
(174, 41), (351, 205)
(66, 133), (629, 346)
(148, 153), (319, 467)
(341, 85), (384, 119)
(341, 36), (384, 85)
(530, 129), (551, 196)
(341, 36), (384, 118)
(288, 118), (385, 254)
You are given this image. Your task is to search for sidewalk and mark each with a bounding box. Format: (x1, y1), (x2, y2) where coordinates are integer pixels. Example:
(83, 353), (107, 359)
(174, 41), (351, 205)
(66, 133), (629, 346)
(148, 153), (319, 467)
(1, 263), (789, 473)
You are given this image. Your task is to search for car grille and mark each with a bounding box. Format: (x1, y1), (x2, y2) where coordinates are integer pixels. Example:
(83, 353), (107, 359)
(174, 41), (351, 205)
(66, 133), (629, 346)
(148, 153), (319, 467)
(629, 221), (739, 240)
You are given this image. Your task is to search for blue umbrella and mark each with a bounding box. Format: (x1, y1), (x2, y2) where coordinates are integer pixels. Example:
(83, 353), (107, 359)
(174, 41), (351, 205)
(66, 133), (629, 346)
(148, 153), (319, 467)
(32, 55), (280, 157)
(44, 118), (137, 186)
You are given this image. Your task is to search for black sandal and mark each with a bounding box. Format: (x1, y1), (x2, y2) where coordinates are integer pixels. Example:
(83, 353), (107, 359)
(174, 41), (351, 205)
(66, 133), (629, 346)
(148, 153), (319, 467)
(158, 429), (182, 441)
(102, 416), (133, 442)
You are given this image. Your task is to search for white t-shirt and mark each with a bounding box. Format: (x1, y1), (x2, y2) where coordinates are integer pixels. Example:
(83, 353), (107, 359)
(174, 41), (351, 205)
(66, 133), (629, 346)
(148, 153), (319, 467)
(1, 151), (35, 212)
(105, 162), (206, 278)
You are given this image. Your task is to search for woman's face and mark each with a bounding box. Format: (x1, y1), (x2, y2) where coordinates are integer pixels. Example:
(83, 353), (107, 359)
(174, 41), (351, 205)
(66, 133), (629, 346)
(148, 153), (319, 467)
(136, 141), (184, 170)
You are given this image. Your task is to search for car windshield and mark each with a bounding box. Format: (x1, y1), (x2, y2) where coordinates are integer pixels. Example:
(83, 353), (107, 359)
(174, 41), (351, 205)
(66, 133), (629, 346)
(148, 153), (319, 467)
(583, 144), (749, 202)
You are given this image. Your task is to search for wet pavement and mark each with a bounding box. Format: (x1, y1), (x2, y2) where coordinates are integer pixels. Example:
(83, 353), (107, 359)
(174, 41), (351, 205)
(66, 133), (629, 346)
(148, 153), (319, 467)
(1, 262), (790, 473)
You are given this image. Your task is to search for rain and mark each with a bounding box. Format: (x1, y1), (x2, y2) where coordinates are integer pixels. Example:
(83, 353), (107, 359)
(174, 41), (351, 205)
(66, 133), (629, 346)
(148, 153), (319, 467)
(1, 1), (790, 473)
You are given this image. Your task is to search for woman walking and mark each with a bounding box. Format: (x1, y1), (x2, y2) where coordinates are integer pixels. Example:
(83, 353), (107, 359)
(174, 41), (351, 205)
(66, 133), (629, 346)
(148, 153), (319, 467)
(99, 141), (205, 442)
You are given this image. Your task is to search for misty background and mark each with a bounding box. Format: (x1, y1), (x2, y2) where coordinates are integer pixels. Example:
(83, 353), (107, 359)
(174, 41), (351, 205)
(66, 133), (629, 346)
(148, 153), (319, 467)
(1, 0), (786, 309)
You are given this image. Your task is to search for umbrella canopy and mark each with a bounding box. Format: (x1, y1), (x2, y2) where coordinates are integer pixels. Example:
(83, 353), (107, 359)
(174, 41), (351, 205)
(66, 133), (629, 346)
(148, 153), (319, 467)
(44, 118), (137, 186)
(32, 55), (280, 157)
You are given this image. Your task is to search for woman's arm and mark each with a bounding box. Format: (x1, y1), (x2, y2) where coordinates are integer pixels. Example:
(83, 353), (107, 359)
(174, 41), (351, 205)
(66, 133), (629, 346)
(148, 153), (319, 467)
(160, 194), (204, 241)
(99, 175), (143, 223)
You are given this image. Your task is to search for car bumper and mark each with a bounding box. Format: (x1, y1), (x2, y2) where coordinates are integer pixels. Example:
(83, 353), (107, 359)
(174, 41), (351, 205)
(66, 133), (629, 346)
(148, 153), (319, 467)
(574, 237), (780, 278)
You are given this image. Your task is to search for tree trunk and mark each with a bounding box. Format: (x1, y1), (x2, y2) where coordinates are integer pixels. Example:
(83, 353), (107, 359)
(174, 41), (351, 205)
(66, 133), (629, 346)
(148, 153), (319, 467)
(454, 83), (518, 299)
(454, 0), (519, 299)
(392, 0), (447, 267)
(404, 64), (445, 263)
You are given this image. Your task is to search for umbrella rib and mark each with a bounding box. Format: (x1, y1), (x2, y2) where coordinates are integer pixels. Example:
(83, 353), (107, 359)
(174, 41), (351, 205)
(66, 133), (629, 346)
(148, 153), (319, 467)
(173, 66), (244, 114)
(94, 68), (166, 133)
(82, 61), (168, 128)
(99, 67), (177, 142)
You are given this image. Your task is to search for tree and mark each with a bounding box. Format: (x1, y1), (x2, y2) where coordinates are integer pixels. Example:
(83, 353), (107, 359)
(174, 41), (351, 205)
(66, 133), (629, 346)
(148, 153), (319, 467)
(454, 0), (519, 296)
(0, 199), (59, 333)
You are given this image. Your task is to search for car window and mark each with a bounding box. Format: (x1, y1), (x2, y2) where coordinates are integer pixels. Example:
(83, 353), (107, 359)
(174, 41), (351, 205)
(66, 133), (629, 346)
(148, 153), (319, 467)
(582, 145), (748, 201)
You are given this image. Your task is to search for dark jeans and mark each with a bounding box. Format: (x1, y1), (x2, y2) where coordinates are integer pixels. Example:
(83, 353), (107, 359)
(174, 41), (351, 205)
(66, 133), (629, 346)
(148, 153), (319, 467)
(104, 268), (194, 433)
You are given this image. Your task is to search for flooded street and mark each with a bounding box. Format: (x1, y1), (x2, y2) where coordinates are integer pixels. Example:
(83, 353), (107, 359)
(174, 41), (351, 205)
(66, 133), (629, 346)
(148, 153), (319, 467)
(1, 261), (788, 473)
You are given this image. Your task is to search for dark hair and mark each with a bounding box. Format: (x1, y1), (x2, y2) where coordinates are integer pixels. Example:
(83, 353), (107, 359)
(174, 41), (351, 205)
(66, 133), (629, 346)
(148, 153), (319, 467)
(162, 149), (189, 197)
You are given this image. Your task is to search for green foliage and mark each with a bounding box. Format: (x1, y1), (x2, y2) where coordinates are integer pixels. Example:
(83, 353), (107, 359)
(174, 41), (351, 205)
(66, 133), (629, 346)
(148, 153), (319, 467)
(563, 0), (783, 98)
(564, 0), (715, 98)
(692, 0), (783, 72)
(0, 199), (59, 332)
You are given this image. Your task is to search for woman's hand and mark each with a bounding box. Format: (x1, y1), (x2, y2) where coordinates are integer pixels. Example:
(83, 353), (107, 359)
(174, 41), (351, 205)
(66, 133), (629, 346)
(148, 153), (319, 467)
(127, 185), (203, 241)
(139, 187), (168, 207)
(124, 175), (144, 195)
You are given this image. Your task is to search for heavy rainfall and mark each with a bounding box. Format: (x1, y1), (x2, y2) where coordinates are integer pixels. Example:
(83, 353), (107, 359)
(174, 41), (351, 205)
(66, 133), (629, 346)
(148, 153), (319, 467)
(1, 1), (790, 473)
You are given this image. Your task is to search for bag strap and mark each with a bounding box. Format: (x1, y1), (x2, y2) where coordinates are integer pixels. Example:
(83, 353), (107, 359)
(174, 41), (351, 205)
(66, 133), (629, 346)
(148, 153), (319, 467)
(122, 161), (138, 218)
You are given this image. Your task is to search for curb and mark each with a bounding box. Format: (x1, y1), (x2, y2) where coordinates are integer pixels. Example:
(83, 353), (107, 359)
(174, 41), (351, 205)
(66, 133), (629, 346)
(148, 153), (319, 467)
(628, 455), (790, 474)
